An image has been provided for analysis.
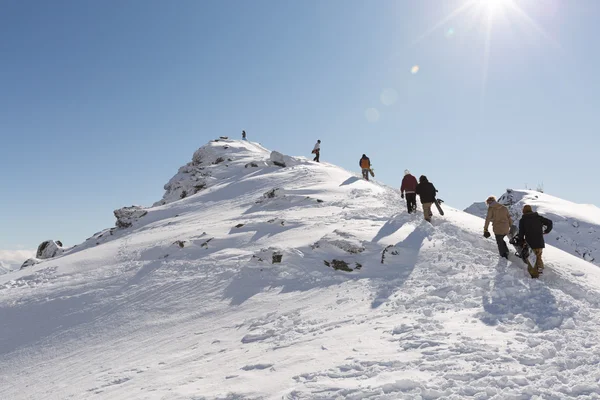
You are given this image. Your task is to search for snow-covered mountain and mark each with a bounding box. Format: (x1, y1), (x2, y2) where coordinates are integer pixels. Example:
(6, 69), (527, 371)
(2, 140), (600, 399)
(0, 251), (33, 273)
(0, 262), (11, 275)
(466, 189), (600, 265)
(0, 260), (21, 275)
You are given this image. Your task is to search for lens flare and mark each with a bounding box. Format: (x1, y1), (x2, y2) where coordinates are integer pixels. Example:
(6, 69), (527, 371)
(411, 65), (420, 74)
(365, 108), (380, 123)
(380, 88), (398, 106)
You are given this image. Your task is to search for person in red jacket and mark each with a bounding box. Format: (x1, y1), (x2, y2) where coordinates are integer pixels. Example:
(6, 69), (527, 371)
(400, 170), (418, 214)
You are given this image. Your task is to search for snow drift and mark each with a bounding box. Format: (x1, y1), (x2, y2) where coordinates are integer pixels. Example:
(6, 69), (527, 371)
(2, 140), (600, 400)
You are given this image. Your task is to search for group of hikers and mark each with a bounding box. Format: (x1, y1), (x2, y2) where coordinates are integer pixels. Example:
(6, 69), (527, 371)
(484, 196), (553, 277)
(400, 170), (439, 223)
(314, 141), (441, 224)
(315, 137), (554, 278)
(244, 132), (554, 278)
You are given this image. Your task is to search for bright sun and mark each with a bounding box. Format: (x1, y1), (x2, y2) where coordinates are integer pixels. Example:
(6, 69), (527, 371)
(412, 0), (557, 109)
(478, 0), (513, 14)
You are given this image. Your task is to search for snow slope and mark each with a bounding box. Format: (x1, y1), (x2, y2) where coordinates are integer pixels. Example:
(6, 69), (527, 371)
(466, 189), (600, 265)
(2, 140), (600, 399)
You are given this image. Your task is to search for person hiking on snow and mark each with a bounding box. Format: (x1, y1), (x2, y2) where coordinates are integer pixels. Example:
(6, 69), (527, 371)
(359, 154), (371, 180)
(400, 170), (418, 214)
(242, 130), (247, 140)
(415, 175), (437, 222)
(516, 204), (553, 275)
(483, 196), (512, 259)
(312, 140), (321, 162)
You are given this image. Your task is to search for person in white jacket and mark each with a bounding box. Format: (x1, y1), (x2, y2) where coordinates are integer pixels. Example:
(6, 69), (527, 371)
(312, 140), (321, 162)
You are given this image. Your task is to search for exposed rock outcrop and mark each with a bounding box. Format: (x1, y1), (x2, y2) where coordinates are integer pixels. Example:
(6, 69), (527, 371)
(36, 240), (64, 260)
(114, 206), (147, 228)
(269, 151), (287, 167)
(20, 258), (41, 270)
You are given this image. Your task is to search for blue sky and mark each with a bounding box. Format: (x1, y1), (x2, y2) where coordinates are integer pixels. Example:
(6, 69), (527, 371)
(1, 0), (599, 252)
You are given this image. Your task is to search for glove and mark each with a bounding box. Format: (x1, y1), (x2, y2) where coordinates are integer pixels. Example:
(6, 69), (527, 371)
(483, 231), (491, 238)
(401, 193), (404, 199)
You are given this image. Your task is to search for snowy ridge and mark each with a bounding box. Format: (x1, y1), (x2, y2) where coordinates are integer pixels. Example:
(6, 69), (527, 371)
(2, 141), (600, 399)
(467, 189), (600, 265)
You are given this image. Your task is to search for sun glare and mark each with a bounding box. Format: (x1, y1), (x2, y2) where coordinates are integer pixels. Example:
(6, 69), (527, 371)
(411, 0), (558, 111)
(479, 0), (512, 14)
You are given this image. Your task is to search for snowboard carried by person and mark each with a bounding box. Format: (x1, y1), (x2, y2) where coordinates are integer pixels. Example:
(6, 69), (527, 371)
(415, 175), (441, 222)
(508, 224), (538, 278)
(434, 198), (444, 216)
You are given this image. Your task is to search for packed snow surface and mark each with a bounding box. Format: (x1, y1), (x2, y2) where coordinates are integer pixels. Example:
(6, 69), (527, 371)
(2, 140), (600, 399)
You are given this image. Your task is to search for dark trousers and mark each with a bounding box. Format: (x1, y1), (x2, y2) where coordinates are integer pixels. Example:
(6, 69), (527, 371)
(495, 234), (509, 257)
(405, 193), (417, 213)
(313, 150), (320, 162)
(362, 169), (369, 180)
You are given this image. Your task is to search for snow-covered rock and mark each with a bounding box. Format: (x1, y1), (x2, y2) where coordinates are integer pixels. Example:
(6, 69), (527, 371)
(114, 206), (147, 228)
(19, 257), (40, 270)
(35, 240), (63, 260)
(269, 150), (304, 168)
(269, 150), (287, 167)
(154, 139), (274, 206)
(154, 140), (307, 206)
(466, 189), (600, 265)
(3, 141), (600, 399)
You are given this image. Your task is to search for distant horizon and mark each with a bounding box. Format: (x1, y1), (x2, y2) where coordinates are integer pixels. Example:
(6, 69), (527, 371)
(2, 0), (600, 254)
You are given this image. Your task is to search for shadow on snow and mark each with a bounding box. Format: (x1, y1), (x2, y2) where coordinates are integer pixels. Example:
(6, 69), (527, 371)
(478, 259), (568, 331)
(222, 215), (429, 309)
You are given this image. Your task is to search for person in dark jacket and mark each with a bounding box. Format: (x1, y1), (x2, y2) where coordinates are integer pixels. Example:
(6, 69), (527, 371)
(400, 170), (418, 214)
(415, 175), (437, 222)
(242, 130), (247, 140)
(359, 154), (371, 180)
(517, 204), (553, 274)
